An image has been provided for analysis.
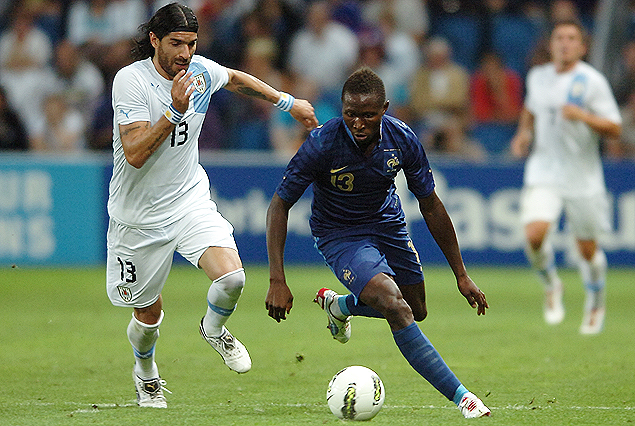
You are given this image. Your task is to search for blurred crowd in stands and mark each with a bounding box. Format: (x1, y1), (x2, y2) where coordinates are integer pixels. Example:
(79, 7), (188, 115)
(0, 0), (634, 160)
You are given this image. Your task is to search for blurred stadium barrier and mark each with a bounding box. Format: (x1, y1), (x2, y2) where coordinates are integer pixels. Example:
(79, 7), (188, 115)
(1, 152), (633, 267)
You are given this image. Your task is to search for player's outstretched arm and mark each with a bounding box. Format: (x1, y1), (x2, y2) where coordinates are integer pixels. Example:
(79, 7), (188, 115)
(224, 68), (318, 130)
(418, 190), (489, 315)
(265, 193), (295, 322)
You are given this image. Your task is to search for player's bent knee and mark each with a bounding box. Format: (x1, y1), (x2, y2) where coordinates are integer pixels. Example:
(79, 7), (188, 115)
(378, 296), (413, 325)
(212, 268), (245, 297)
(413, 306), (428, 322)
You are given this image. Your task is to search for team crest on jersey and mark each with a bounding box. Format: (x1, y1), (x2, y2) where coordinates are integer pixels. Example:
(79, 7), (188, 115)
(192, 73), (206, 94)
(570, 81), (585, 98)
(384, 149), (400, 173)
(117, 286), (133, 303)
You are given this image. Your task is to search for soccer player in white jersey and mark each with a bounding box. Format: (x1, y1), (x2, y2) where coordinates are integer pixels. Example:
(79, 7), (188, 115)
(106, 2), (318, 408)
(510, 19), (621, 335)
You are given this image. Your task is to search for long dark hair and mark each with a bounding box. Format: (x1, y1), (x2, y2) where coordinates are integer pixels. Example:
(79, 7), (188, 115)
(132, 2), (198, 60)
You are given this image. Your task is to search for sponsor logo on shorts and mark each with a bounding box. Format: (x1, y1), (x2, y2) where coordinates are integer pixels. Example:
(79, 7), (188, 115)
(342, 268), (356, 285)
(117, 286), (133, 303)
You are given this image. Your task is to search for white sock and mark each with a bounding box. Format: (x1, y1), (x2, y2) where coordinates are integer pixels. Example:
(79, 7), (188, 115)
(526, 242), (561, 291)
(579, 249), (607, 309)
(127, 310), (163, 379)
(203, 269), (245, 337)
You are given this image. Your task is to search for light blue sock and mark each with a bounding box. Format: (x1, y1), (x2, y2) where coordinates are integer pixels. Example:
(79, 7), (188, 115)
(579, 250), (606, 310)
(340, 294), (384, 318)
(453, 384), (469, 405)
(393, 322), (462, 402)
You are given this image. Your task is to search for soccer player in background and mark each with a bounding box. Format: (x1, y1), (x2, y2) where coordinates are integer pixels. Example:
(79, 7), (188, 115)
(106, 2), (318, 407)
(510, 19), (621, 334)
(265, 67), (491, 419)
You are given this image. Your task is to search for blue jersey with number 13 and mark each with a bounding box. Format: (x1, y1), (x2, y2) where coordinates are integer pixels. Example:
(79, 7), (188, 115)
(276, 115), (435, 238)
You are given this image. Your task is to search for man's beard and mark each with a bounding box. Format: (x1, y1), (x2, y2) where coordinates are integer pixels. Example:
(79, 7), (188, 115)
(158, 50), (189, 79)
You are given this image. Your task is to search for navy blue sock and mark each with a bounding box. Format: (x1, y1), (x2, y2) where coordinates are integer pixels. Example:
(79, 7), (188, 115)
(341, 294), (384, 318)
(393, 322), (462, 401)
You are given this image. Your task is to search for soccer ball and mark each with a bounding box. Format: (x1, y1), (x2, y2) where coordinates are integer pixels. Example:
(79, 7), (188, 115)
(326, 366), (385, 421)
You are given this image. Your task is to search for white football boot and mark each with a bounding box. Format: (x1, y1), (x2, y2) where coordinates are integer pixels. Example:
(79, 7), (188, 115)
(458, 392), (491, 418)
(200, 319), (251, 373)
(544, 280), (564, 325)
(132, 372), (170, 408)
(314, 288), (351, 344)
(580, 289), (605, 334)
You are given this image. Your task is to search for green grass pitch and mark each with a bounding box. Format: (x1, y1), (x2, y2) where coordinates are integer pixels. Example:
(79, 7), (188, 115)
(1, 264), (633, 425)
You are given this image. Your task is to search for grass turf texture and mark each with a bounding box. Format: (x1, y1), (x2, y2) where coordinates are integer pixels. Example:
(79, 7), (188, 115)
(1, 265), (633, 425)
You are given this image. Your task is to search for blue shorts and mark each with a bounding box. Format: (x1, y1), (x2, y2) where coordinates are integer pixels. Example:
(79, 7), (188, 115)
(314, 225), (424, 299)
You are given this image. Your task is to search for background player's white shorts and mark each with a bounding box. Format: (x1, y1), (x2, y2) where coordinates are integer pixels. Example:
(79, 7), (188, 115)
(106, 207), (237, 308)
(520, 186), (610, 240)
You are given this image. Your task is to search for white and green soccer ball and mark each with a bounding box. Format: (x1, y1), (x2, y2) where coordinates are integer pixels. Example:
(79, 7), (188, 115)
(326, 365), (385, 421)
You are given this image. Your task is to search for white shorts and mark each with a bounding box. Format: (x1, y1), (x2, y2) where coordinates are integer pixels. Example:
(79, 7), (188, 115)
(106, 207), (237, 308)
(520, 186), (610, 240)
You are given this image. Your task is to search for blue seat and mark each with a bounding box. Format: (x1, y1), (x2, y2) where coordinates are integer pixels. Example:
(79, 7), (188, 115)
(491, 14), (541, 77)
(470, 123), (516, 155)
(430, 14), (481, 71)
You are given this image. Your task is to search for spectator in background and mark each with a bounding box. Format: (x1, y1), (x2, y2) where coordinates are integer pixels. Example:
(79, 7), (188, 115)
(468, 51), (522, 155)
(475, 0), (510, 60)
(521, 0), (549, 37)
(236, 37), (304, 155)
(376, 7), (421, 83)
(470, 51), (522, 125)
(251, 0), (303, 70)
(610, 40), (635, 107)
(605, 91), (635, 159)
(0, 3), (52, 75)
(224, 36), (283, 150)
(66, 0), (146, 66)
(549, 0), (583, 24)
(0, 87), (29, 151)
(408, 37), (484, 161)
(86, 38), (134, 150)
(67, 0), (120, 47)
(330, 0), (364, 34)
(287, 0), (358, 110)
(0, 0), (13, 31)
(30, 91), (85, 152)
(52, 39), (105, 124)
(370, 7), (421, 120)
(192, 0), (254, 68)
(527, 37), (552, 68)
(361, 0), (429, 46)
(24, 0), (67, 46)
(355, 24), (412, 121)
(0, 3), (56, 138)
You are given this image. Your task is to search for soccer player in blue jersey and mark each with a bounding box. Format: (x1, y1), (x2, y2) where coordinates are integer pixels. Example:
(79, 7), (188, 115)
(265, 68), (491, 418)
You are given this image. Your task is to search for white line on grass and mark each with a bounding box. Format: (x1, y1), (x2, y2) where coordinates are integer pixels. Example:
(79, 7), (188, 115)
(53, 401), (635, 413)
(384, 404), (635, 412)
